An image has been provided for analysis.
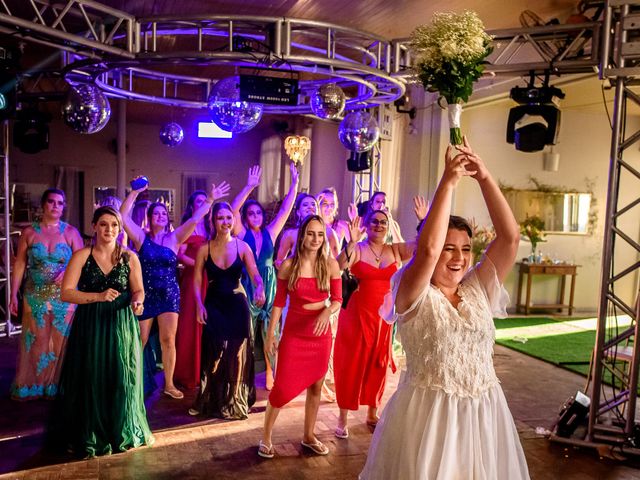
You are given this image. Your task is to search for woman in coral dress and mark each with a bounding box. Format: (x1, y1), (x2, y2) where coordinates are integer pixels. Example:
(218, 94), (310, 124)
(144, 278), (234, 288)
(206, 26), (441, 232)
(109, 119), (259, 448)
(258, 215), (342, 458)
(359, 138), (529, 479)
(333, 209), (412, 437)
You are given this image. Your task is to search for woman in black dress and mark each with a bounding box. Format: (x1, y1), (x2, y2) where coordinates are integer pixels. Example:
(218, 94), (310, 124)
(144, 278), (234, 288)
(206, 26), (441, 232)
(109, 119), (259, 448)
(189, 201), (265, 419)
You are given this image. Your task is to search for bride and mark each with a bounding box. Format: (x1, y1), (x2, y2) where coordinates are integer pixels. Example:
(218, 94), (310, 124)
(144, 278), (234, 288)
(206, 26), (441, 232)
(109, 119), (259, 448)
(360, 138), (529, 479)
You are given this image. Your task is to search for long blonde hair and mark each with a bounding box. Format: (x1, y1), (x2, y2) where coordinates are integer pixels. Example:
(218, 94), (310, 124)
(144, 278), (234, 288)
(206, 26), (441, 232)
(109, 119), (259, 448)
(288, 215), (330, 292)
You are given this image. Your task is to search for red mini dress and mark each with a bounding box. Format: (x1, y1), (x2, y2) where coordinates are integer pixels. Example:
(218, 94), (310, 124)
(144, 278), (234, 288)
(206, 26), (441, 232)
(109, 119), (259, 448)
(268, 276), (342, 408)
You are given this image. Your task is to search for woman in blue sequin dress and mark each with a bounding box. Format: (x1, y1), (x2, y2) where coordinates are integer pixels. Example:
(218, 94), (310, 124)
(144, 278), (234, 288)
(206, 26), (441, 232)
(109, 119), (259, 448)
(229, 163), (298, 390)
(10, 188), (83, 400)
(120, 179), (230, 399)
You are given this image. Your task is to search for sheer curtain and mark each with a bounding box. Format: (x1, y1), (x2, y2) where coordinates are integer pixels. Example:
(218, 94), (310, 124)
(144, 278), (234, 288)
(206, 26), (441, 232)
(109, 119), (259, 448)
(258, 134), (283, 205)
(54, 166), (84, 232)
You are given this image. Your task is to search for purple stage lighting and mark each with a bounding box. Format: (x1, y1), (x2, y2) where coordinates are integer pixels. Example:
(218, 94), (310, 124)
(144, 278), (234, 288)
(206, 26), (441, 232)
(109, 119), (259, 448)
(198, 122), (233, 139)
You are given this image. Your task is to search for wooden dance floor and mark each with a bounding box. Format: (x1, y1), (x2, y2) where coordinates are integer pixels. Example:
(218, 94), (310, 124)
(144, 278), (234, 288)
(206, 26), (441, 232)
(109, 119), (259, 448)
(1, 335), (640, 479)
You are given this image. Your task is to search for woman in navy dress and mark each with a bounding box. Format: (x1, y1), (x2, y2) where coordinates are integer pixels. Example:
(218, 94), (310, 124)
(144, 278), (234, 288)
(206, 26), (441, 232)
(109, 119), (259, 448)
(120, 179), (230, 399)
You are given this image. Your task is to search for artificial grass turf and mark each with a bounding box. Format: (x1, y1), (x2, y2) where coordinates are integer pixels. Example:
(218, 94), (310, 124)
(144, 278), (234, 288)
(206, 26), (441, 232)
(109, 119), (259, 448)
(494, 316), (633, 379)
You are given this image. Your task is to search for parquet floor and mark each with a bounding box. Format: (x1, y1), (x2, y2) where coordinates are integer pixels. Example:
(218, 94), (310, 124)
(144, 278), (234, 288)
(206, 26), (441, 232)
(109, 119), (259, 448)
(1, 336), (640, 479)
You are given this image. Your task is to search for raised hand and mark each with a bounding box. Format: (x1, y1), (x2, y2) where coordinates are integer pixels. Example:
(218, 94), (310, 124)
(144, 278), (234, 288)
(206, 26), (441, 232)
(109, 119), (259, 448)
(348, 216), (366, 243)
(347, 203), (358, 222)
(443, 144), (476, 187)
(247, 165), (262, 188)
(455, 136), (488, 181)
(209, 181), (231, 202)
(413, 195), (429, 221)
(99, 288), (120, 302)
(290, 162), (299, 186)
(130, 176), (149, 194)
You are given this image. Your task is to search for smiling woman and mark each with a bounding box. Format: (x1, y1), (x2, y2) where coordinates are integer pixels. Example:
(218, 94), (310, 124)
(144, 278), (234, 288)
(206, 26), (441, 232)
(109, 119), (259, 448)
(49, 206), (153, 457)
(360, 137), (529, 479)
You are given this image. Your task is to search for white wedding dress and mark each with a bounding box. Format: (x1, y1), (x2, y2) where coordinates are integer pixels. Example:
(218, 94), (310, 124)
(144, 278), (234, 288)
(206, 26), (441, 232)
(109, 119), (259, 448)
(360, 257), (530, 480)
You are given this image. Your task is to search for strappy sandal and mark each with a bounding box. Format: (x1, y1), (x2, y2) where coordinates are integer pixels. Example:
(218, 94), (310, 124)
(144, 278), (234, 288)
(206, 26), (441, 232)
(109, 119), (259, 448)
(301, 439), (329, 455)
(257, 440), (275, 459)
(334, 426), (349, 439)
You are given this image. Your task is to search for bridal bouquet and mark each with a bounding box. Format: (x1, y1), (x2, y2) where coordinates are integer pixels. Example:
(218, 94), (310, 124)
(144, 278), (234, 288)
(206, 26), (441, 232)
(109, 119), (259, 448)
(409, 11), (493, 144)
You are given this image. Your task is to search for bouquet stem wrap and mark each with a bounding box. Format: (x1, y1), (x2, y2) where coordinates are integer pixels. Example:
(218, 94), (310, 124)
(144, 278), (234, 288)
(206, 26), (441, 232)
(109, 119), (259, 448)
(446, 101), (463, 145)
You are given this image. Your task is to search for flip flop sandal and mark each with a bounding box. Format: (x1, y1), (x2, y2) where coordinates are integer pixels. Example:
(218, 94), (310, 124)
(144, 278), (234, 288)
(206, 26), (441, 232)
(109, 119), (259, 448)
(257, 440), (275, 459)
(163, 388), (184, 400)
(334, 426), (349, 439)
(301, 439), (329, 455)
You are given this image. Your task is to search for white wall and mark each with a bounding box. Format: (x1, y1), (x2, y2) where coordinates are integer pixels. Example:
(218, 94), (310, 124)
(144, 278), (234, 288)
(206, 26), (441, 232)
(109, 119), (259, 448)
(383, 77), (640, 313)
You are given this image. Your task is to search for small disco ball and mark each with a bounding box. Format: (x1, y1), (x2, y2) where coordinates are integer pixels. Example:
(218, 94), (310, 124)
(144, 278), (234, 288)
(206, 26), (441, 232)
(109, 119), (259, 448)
(62, 84), (111, 134)
(159, 122), (184, 147)
(207, 76), (263, 133)
(338, 110), (380, 152)
(310, 83), (346, 119)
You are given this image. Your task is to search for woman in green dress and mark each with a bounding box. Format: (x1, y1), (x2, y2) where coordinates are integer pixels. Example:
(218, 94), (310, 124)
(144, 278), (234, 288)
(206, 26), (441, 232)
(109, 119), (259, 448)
(51, 206), (153, 457)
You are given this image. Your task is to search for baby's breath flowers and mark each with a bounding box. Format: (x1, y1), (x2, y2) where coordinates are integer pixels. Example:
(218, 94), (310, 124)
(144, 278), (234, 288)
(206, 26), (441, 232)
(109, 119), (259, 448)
(410, 11), (493, 144)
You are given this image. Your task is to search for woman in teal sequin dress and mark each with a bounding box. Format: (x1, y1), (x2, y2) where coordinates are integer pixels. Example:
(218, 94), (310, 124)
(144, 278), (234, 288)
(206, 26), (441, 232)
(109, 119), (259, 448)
(51, 206), (153, 457)
(230, 163), (299, 390)
(10, 188), (83, 400)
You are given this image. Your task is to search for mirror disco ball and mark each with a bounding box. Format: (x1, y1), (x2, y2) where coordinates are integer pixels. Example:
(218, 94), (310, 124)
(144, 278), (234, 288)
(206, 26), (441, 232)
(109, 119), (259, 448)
(310, 83), (346, 119)
(338, 110), (380, 152)
(159, 122), (184, 147)
(207, 76), (263, 133)
(62, 84), (111, 134)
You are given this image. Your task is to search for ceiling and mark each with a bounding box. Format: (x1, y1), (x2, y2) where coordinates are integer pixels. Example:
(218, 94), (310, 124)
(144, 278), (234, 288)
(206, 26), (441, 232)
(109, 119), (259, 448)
(88, 0), (578, 38)
(3, 0), (585, 123)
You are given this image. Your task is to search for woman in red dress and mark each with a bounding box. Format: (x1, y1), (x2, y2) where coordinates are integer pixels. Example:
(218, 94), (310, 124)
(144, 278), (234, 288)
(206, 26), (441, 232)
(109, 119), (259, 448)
(258, 215), (342, 458)
(174, 190), (210, 389)
(333, 209), (413, 438)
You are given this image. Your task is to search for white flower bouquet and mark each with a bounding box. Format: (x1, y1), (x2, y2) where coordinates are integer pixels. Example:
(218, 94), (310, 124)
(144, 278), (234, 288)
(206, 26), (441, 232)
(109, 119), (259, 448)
(409, 11), (493, 144)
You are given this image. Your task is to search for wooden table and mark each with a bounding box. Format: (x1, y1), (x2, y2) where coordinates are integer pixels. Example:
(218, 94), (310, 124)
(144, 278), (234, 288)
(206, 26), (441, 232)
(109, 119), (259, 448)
(516, 262), (578, 315)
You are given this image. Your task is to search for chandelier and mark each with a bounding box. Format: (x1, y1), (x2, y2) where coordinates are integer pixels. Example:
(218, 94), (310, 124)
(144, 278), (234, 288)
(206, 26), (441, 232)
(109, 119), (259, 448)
(284, 135), (311, 165)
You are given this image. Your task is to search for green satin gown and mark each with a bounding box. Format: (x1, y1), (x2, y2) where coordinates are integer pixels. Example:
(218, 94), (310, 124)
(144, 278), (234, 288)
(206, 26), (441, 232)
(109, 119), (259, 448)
(50, 251), (154, 457)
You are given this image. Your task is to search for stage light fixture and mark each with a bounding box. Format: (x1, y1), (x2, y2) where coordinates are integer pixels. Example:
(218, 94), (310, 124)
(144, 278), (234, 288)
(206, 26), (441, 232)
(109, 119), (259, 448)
(506, 72), (565, 153)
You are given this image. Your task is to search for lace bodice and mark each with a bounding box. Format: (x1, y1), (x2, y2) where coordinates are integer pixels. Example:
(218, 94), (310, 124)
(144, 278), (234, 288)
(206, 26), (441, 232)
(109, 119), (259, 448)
(393, 258), (509, 398)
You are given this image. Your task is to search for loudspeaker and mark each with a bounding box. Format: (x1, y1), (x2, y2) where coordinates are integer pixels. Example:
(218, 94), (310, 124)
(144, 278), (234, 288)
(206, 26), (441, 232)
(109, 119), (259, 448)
(347, 150), (370, 172)
(506, 104), (561, 152)
(13, 110), (50, 154)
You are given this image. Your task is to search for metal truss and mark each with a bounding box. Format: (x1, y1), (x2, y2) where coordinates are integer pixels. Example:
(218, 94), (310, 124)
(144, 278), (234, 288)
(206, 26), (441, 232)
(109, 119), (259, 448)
(391, 21), (601, 79)
(351, 142), (381, 208)
(0, 121), (15, 338)
(583, 0), (640, 451)
(68, 15), (406, 113)
(0, 0), (137, 58)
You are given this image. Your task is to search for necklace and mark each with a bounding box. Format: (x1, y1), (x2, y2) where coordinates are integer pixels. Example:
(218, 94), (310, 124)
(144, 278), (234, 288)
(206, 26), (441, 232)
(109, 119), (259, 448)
(367, 241), (385, 263)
